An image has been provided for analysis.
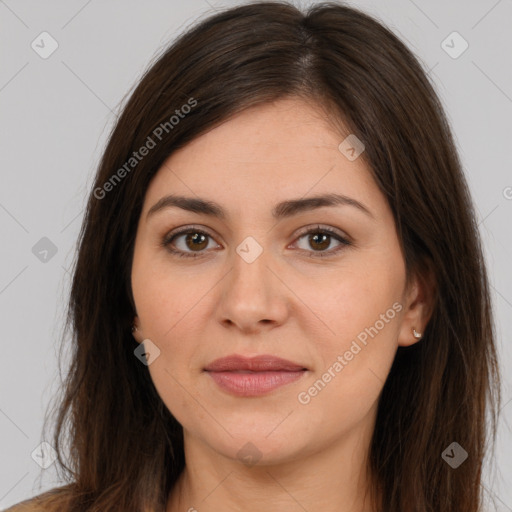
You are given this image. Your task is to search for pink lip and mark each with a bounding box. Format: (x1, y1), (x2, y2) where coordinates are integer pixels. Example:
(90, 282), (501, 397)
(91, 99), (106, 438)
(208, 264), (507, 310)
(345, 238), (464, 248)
(204, 354), (308, 397)
(204, 354), (307, 372)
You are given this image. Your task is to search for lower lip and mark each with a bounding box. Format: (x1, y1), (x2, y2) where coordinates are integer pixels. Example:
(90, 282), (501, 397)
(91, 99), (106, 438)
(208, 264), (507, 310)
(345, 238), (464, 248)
(206, 370), (307, 397)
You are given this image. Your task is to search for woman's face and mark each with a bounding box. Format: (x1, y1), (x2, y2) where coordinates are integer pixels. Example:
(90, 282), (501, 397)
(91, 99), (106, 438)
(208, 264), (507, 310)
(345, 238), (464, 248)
(131, 96), (425, 466)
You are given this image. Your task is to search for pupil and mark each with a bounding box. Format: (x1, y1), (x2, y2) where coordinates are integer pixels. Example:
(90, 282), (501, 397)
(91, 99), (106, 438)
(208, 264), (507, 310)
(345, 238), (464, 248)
(311, 233), (329, 250)
(187, 233), (207, 250)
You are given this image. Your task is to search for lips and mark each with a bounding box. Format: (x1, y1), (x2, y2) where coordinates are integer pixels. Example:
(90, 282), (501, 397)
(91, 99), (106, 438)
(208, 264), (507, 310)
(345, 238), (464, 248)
(204, 354), (307, 372)
(204, 354), (308, 397)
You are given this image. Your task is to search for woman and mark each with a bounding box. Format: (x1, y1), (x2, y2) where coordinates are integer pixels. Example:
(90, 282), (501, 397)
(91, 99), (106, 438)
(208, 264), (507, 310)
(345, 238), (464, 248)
(5, 1), (501, 511)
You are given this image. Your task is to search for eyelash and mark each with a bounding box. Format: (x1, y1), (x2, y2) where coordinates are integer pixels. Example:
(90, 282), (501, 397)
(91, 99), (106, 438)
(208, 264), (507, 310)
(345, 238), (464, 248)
(161, 224), (352, 259)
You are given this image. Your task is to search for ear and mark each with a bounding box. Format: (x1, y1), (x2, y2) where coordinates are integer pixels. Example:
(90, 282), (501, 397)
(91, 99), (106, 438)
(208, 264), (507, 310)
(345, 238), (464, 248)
(397, 261), (437, 347)
(132, 316), (144, 344)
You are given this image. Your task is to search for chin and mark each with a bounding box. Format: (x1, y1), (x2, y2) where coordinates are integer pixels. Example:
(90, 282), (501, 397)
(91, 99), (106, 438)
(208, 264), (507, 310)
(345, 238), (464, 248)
(195, 422), (311, 467)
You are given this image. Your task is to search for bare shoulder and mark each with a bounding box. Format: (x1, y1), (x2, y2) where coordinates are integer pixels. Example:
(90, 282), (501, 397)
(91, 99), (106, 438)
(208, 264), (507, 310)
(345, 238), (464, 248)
(2, 485), (73, 512)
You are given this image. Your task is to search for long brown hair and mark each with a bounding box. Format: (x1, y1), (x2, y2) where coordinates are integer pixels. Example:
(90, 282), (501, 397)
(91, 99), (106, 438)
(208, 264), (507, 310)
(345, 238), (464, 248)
(24, 1), (501, 511)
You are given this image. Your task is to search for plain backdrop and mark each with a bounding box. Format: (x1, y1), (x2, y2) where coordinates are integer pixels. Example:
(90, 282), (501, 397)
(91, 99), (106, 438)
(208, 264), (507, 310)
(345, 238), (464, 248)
(0, 0), (511, 510)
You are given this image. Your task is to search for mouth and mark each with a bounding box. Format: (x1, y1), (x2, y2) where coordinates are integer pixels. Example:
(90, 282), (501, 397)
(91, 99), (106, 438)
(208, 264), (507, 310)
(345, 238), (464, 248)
(204, 354), (308, 372)
(204, 354), (308, 397)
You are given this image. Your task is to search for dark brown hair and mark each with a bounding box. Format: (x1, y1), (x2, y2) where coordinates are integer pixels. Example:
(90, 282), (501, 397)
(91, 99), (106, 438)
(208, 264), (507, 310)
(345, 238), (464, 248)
(18, 1), (501, 511)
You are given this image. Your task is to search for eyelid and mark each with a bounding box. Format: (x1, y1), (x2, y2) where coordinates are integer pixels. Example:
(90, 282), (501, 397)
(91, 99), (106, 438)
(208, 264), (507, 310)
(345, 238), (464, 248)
(161, 224), (220, 251)
(162, 223), (352, 258)
(292, 224), (351, 244)
(289, 224), (352, 258)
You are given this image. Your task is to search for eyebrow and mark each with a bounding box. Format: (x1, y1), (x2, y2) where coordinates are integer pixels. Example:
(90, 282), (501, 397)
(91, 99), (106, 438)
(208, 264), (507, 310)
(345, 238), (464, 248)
(146, 193), (374, 221)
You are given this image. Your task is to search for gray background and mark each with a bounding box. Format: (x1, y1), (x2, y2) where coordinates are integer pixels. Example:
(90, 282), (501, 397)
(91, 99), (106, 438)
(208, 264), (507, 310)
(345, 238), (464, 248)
(0, 0), (511, 510)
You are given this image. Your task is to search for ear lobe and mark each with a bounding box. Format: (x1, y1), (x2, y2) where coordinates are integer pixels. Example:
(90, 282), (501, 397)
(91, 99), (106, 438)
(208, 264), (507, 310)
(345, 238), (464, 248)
(397, 262), (437, 347)
(132, 317), (143, 343)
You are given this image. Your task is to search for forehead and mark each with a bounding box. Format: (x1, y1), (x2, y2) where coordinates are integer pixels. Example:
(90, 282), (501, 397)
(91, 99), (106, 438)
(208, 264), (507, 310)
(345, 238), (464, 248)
(142, 97), (386, 219)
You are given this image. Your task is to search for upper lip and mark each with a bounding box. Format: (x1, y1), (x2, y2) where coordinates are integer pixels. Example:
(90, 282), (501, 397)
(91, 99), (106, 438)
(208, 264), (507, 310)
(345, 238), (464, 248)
(204, 354), (308, 372)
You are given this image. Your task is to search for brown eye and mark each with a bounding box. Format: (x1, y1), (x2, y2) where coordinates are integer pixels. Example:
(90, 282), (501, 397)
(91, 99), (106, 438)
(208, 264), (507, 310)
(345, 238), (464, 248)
(163, 225), (351, 259)
(184, 232), (209, 251)
(307, 232), (331, 251)
(163, 228), (219, 258)
(293, 226), (351, 258)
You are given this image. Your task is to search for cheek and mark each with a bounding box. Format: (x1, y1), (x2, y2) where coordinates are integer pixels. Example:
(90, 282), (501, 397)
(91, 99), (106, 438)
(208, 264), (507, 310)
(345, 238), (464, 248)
(294, 275), (402, 432)
(133, 253), (209, 336)
(301, 260), (402, 340)
(298, 256), (404, 383)
(131, 258), (207, 393)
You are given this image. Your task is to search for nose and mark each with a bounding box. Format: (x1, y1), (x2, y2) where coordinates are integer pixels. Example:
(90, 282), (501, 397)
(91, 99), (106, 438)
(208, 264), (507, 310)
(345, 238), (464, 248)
(215, 244), (290, 334)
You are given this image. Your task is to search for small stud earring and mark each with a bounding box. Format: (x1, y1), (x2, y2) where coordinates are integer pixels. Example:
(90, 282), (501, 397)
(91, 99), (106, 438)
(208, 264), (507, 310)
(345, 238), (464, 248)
(131, 325), (137, 333)
(412, 328), (422, 339)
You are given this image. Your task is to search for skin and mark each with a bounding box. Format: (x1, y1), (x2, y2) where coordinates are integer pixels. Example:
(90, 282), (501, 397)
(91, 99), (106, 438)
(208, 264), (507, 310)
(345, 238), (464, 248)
(131, 96), (433, 512)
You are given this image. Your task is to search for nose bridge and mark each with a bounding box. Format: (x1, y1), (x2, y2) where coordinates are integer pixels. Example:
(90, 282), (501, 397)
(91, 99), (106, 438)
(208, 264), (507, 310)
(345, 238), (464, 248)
(229, 238), (273, 301)
(216, 235), (289, 330)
